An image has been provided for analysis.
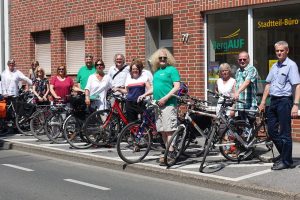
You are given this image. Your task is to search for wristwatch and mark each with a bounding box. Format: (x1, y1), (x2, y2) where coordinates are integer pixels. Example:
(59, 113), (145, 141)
(293, 103), (299, 106)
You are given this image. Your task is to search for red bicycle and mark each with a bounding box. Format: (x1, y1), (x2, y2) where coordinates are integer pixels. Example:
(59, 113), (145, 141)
(116, 99), (160, 164)
(83, 92), (128, 146)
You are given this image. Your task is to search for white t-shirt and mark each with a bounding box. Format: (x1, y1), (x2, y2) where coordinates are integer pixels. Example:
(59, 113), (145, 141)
(125, 74), (149, 102)
(85, 74), (112, 110)
(142, 69), (153, 85)
(216, 77), (236, 114)
(107, 65), (130, 88)
(1, 69), (32, 96)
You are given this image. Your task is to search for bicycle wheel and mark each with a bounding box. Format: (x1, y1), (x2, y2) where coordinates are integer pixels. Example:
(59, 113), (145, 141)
(219, 120), (254, 162)
(83, 110), (120, 146)
(199, 125), (217, 172)
(254, 122), (280, 163)
(45, 113), (66, 144)
(117, 121), (152, 164)
(15, 115), (32, 135)
(182, 124), (208, 158)
(163, 126), (187, 167)
(30, 110), (50, 141)
(63, 114), (92, 149)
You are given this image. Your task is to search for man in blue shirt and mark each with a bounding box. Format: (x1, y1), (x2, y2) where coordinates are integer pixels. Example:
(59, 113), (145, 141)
(259, 41), (300, 170)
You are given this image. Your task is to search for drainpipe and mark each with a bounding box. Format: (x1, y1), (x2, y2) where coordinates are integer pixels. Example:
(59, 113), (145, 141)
(0, 0), (9, 72)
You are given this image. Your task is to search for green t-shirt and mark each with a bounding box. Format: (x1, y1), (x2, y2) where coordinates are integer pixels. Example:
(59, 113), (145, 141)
(153, 65), (180, 106)
(76, 65), (96, 89)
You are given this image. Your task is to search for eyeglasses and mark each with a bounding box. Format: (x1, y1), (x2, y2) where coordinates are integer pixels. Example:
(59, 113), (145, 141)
(159, 56), (167, 60)
(238, 58), (247, 62)
(58, 68), (65, 71)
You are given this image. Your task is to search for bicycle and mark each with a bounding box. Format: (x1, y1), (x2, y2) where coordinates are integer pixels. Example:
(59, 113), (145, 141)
(199, 90), (279, 172)
(82, 92), (127, 146)
(63, 93), (95, 149)
(0, 91), (36, 136)
(163, 95), (215, 167)
(116, 99), (161, 164)
(44, 99), (70, 144)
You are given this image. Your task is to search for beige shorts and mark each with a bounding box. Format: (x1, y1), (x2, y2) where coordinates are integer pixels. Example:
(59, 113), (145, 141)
(155, 105), (178, 132)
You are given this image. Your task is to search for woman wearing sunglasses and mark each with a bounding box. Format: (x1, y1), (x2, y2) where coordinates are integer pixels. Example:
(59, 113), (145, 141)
(50, 65), (74, 103)
(85, 59), (112, 110)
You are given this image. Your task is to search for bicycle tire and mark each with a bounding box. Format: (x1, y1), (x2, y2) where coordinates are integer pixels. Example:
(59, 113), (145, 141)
(63, 114), (92, 149)
(117, 121), (152, 164)
(15, 115), (32, 135)
(199, 125), (217, 172)
(219, 120), (254, 162)
(163, 125), (186, 167)
(254, 122), (280, 163)
(30, 110), (50, 141)
(45, 113), (66, 144)
(83, 110), (120, 146)
(182, 124), (208, 158)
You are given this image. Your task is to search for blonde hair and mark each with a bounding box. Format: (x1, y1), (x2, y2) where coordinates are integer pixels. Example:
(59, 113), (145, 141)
(35, 66), (46, 78)
(219, 63), (232, 76)
(149, 48), (176, 72)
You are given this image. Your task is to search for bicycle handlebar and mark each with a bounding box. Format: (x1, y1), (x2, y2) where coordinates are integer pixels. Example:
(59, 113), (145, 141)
(207, 89), (246, 105)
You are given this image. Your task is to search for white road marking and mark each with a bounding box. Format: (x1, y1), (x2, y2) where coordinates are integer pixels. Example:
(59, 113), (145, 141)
(75, 149), (116, 153)
(226, 163), (273, 167)
(233, 169), (272, 181)
(8, 138), (38, 142)
(40, 143), (69, 147)
(2, 164), (34, 172)
(64, 179), (111, 190)
(3, 139), (273, 182)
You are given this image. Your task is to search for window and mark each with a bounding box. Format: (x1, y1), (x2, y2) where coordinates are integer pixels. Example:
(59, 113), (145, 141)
(66, 26), (85, 74)
(207, 11), (248, 100)
(35, 31), (51, 75)
(253, 4), (300, 81)
(102, 21), (125, 72)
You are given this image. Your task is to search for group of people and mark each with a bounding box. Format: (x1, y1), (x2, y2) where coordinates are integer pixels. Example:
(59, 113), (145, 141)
(1, 40), (299, 169)
(0, 48), (181, 166)
(216, 41), (300, 170)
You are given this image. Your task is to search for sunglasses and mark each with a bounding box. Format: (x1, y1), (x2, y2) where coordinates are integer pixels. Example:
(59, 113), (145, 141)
(37, 70), (43, 72)
(96, 64), (104, 67)
(159, 56), (167, 60)
(58, 68), (65, 71)
(238, 58), (247, 62)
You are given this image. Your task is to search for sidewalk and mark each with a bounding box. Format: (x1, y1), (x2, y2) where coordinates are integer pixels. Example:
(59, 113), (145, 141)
(1, 134), (300, 200)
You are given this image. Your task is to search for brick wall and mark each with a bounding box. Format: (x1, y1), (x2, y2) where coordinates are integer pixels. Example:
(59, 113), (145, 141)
(11, 0), (300, 140)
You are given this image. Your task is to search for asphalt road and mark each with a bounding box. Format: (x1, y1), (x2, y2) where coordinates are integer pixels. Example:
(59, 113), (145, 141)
(0, 150), (264, 200)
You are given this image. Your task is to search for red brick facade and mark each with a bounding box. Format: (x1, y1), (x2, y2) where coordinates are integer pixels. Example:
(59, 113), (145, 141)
(10, 0), (300, 141)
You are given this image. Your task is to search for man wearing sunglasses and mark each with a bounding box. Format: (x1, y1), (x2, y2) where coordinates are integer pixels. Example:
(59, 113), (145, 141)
(233, 51), (258, 118)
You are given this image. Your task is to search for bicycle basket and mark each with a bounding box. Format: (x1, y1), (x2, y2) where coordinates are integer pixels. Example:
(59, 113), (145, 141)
(0, 100), (6, 118)
(69, 94), (86, 112)
(15, 101), (36, 117)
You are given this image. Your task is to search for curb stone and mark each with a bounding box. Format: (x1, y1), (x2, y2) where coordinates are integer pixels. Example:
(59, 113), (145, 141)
(2, 139), (299, 200)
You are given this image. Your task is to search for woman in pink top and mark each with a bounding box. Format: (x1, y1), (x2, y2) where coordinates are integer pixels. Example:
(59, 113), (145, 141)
(50, 65), (74, 102)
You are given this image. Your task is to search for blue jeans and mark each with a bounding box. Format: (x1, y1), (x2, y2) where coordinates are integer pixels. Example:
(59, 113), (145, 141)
(267, 96), (293, 166)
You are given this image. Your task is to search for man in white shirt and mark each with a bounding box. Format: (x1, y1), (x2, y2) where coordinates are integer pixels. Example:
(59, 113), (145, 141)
(1, 59), (32, 97)
(107, 54), (130, 89)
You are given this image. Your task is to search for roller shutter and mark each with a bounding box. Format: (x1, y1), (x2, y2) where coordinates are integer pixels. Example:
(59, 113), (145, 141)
(35, 31), (51, 75)
(102, 21), (125, 73)
(66, 26), (85, 74)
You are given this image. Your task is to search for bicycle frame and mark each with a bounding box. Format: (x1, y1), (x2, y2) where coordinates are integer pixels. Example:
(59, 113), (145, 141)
(102, 98), (128, 129)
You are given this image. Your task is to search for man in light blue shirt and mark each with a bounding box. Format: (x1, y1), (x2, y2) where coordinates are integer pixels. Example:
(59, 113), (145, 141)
(259, 41), (300, 170)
